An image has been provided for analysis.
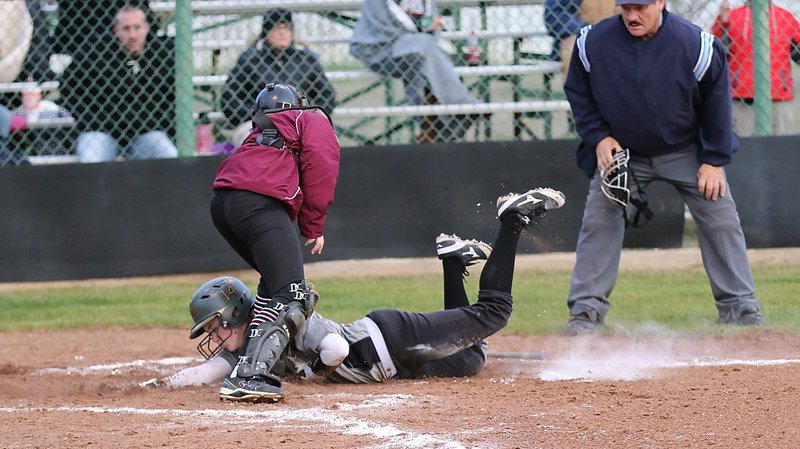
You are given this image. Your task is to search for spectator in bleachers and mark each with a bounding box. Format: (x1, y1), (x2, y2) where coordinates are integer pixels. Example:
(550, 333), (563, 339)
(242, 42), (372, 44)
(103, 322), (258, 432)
(18, 1), (55, 84)
(349, 0), (478, 143)
(0, 103), (31, 166)
(544, 0), (617, 77)
(12, 84), (73, 156)
(712, 0), (800, 136)
(1, 1), (58, 114)
(0, 1), (33, 166)
(61, 4), (177, 163)
(0, 106), (17, 165)
(220, 8), (337, 148)
(54, 0), (157, 57)
(0, 0), (32, 85)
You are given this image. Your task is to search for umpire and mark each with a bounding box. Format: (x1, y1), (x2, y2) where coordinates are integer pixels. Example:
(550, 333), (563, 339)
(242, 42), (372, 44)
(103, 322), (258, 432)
(563, 0), (765, 335)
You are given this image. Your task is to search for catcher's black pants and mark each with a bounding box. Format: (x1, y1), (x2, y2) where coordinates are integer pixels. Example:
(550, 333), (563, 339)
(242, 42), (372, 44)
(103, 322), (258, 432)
(368, 218), (521, 378)
(210, 188), (304, 298)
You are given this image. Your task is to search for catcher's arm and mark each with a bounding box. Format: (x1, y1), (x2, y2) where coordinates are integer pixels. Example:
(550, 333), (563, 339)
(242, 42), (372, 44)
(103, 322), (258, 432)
(139, 357), (232, 389)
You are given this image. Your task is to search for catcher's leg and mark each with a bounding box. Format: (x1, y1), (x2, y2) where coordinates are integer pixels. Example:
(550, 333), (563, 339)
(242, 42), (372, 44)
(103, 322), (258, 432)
(219, 281), (316, 403)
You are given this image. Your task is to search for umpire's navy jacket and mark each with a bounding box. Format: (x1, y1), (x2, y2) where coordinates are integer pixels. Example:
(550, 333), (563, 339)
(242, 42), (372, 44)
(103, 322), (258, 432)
(564, 9), (738, 178)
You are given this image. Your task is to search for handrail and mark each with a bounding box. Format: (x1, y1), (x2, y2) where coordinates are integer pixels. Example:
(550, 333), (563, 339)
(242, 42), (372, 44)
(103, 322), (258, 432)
(152, 0), (544, 15)
(193, 62), (561, 86)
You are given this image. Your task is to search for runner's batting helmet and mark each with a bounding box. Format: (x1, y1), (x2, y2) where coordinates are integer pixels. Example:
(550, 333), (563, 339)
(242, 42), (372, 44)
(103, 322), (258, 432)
(189, 276), (254, 358)
(254, 82), (307, 113)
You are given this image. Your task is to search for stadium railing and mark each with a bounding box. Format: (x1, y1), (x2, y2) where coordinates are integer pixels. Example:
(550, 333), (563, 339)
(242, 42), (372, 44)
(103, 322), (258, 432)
(151, 0), (545, 15)
(195, 60), (564, 144)
(158, 0), (565, 144)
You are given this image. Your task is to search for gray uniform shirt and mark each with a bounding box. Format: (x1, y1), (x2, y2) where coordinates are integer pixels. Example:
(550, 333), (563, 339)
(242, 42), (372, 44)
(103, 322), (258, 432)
(217, 312), (396, 384)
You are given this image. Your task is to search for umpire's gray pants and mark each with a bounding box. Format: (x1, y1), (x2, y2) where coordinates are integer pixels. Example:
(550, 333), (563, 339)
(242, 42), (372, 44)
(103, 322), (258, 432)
(567, 146), (759, 322)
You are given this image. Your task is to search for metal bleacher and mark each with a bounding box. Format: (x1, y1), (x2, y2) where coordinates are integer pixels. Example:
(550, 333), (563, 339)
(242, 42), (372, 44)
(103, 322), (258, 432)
(177, 0), (567, 146)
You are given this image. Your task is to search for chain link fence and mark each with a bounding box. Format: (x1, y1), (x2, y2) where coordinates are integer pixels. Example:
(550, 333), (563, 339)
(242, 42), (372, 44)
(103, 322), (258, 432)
(0, 0), (797, 166)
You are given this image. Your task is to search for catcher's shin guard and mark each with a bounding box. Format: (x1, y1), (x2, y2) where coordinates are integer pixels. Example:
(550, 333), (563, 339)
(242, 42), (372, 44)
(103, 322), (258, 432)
(235, 281), (316, 379)
(236, 309), (297, 378)
(220, 296), (311, 401)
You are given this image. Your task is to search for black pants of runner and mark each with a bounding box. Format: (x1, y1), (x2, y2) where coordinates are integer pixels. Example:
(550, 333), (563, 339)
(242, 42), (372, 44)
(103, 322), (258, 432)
(210, 188), (304, 298)
(368, 217), (522, 378)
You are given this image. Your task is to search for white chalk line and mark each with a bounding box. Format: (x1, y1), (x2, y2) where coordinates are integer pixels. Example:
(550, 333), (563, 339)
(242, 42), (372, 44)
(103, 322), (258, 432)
(0, 395), (480, 449)
(537, 357), (800, 382)
(32, 357), (202, 376)
(673, 357), (800, 367)
(30, 355), (800, 384)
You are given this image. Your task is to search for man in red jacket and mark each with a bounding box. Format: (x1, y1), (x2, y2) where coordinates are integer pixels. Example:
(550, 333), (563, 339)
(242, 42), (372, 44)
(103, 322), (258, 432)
(712, 0), (800, 135)
(210, 83), (341, 402)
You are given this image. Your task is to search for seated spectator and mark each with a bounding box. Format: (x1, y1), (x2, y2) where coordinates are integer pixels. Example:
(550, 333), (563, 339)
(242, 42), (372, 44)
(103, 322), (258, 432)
(18, 1), (56, 83)
(0, 1), (57, 111)
(349, 0), (478, 143)
(0, 1), (33, 166)
(60, 4), (177, 163)
(14, 85), (71, 123)
(0, 0), (32, 85)
(0, 105), (16, 165)
(712, 0), (800, 136)
(544, 0), (617, 76)
(220, 8), (337, 148)
(53, 0), (157, 57)
(12, 84), (73, 156)
(0, 104), (31, 166)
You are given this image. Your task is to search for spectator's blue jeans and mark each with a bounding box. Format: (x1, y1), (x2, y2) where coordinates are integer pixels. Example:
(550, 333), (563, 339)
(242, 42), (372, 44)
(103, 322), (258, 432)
(370, 53), (428, 106)
(77, 131), (178, 163)
(0, 105), (10, 148)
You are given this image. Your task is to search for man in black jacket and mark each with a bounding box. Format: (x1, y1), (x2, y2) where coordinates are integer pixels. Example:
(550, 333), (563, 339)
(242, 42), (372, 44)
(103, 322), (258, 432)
(54, 0), (158, 57)
(220, 8), (337, 147)
(61, 4), (176, 163)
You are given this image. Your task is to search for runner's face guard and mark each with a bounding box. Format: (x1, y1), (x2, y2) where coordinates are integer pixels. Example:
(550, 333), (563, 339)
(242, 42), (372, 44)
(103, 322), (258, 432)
(196, 321), (230, 360)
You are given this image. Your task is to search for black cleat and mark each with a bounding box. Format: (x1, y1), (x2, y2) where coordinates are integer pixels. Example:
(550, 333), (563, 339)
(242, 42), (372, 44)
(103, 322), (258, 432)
(496, 188), (565, 225)
(436, 233), (492, 266)
(219, 375), (284, 403)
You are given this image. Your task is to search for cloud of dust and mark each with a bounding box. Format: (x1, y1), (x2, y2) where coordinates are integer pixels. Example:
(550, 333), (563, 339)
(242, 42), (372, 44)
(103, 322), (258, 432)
(537, 322), (682, 382)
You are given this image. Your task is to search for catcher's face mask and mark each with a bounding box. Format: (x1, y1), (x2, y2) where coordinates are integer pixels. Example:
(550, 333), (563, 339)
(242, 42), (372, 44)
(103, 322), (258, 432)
(600, 148), (631, 208)
(599, 148), (654, 228)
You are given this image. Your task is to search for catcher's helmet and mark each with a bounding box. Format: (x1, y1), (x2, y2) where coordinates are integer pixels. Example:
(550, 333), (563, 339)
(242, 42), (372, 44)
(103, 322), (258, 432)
(254, 82), (307, 113)
(188, 276), (254, 340)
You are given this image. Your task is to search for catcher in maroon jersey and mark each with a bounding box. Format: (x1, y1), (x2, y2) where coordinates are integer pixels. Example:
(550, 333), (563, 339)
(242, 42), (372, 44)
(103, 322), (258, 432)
(210, 82), (340, 402)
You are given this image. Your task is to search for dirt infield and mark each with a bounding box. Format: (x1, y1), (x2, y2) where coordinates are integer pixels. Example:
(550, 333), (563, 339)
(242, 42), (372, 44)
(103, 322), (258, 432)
(1, 327), (799, 448)
(2, 247), (800, 448)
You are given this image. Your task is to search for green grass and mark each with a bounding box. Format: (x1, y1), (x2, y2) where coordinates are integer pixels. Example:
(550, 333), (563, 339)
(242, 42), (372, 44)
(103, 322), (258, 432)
(2, 266), (799, 335)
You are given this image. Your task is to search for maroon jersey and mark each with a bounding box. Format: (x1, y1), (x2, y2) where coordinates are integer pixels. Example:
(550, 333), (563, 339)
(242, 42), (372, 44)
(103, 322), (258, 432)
(213, 109), (340, 238)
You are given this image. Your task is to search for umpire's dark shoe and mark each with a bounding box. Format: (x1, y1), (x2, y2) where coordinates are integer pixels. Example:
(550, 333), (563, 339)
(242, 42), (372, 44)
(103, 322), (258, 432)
(567, 316), (598, 336)
(497, 188), (565, 225)
(715, 300), (765, 326)
(219, 375), (284, 403)
(716, 309), (766, 326)
(566, 309), (605, 336)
